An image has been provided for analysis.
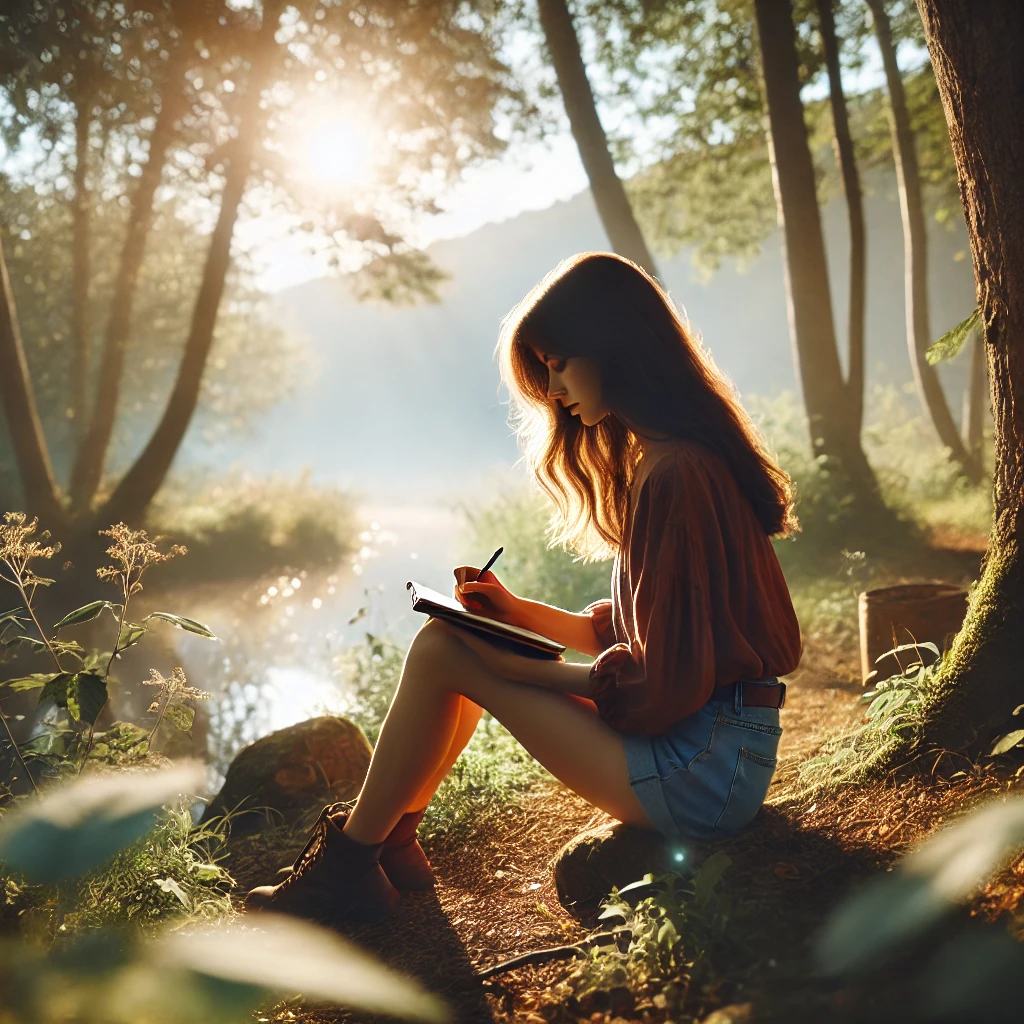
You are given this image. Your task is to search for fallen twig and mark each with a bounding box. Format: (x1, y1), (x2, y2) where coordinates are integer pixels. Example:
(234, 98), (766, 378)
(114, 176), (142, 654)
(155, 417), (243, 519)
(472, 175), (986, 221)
(475, 928), (632, 980)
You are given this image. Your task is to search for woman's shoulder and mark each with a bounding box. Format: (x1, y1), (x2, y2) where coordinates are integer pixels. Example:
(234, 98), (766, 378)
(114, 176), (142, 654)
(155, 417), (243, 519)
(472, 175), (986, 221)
(639, 439), (728, 496)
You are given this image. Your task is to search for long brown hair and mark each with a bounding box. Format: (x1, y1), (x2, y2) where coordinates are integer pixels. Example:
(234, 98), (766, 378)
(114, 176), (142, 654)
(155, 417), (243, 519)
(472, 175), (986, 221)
(496, 251), (797, 561)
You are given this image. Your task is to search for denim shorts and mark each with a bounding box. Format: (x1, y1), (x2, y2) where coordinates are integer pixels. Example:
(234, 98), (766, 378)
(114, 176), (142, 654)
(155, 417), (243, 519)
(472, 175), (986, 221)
(622, 682), (783, 839)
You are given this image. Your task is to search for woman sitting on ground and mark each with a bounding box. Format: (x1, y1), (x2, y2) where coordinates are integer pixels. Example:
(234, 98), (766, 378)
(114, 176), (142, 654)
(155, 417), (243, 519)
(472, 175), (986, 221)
(246, 251), (802, 925)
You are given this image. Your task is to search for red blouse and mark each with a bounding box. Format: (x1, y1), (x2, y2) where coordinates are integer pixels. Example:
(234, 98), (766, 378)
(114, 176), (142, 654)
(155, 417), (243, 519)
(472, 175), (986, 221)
(584, 440), (802, 735)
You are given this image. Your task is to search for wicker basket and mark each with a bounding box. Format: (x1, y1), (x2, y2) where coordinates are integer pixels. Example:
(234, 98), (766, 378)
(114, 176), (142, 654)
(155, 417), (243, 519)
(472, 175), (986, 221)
(857, 583), (968, 685)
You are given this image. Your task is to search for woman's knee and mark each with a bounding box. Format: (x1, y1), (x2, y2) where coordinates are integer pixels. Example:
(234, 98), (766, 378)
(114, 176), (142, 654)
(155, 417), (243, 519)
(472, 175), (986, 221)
(405, 618), (465, 675)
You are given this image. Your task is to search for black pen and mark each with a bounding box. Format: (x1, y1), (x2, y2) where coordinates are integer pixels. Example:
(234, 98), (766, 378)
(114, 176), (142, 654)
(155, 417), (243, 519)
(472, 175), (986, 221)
(476, 546), (504, 581)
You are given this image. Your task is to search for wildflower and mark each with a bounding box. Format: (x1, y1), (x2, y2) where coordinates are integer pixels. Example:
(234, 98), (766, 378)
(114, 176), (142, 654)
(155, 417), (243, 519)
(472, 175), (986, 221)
(144, 668), (212, 746)
(143, 667), (213, 711)
(96, 523), (187, 599)
(0, 512), (61, 591)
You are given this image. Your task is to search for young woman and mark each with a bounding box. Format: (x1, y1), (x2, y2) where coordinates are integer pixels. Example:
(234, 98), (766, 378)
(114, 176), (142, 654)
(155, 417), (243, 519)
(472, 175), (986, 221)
(246, 251), (802, 925)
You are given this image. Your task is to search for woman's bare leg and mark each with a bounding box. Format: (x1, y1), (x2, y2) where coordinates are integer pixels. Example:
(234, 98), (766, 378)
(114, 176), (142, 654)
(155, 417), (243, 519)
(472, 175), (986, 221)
(343, 619), (655, 844)
(404, 694), (484, 812)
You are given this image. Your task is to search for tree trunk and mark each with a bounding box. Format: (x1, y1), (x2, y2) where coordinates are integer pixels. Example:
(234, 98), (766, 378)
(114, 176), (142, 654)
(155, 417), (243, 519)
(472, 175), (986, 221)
(98, 5), (283, 527)
(867, 0), (983, 483)
(70, 96), (92, 442)
(961, 325), (987, 462)
(817, 0), (866, 437)
(536, 0), (660, 279)
(912, 0), (1024, 758)
(0, 238), (65, 528)
(753, 0), (881, 498)
(69, 46), (189, 514)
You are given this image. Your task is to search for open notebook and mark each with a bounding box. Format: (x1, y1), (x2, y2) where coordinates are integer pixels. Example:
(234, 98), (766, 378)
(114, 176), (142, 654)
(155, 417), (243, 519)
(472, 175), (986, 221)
(405, 581), (565, 659)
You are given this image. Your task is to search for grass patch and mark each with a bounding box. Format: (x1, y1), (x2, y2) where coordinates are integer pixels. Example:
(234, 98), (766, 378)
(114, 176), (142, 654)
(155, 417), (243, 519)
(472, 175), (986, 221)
(2, 798), (236, 942)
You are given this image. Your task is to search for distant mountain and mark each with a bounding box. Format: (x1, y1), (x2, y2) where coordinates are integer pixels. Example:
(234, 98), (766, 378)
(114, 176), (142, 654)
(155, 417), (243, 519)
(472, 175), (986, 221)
(188, 174), (977, 503)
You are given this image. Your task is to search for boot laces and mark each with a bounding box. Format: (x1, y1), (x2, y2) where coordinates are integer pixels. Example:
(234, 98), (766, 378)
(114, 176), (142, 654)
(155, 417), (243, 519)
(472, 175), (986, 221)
(280, 800), (354, 889)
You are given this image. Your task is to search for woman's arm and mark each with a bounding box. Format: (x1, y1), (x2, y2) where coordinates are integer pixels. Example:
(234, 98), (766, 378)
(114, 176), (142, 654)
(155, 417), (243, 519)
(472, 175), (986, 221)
(448, 625), (596, 697)
(514, 598), (606, 657)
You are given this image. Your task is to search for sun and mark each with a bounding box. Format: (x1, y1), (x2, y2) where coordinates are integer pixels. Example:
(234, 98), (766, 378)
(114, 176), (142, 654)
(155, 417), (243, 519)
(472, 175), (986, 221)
(293, 110), (378, 191)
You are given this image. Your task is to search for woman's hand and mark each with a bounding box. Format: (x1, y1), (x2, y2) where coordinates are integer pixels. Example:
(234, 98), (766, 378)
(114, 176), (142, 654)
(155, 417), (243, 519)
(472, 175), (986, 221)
(452, 565), (526, 626)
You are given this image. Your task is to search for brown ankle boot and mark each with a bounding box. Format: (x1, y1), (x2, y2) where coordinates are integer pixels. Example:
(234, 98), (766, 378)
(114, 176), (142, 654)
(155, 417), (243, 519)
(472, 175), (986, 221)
(245, 802), (400, 925)
(378, 808), (435, 891)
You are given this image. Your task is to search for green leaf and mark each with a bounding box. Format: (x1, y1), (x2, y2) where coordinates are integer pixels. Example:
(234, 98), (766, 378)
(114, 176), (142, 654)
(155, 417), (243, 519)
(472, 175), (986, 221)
(194, 863), (223, 882)
(164, 705), (195, 733)
(155, 915), (451, 1023)
(76, 671), (108, 727)
(116, 621), (148, 652)
(926, 307), (981, 365)
(1, 672), (59, 692)
(692, 851), (732, 907)
(990, 730), (1024, 756)
(52, 601), (119, 631)
(0, 606), (27, 629)
(0, 761), (206, 883)
(617, 872), (655, 895)
(7, 635), (47, 650)
(144, 612), (218, 640)
(39, 672), (76, 710)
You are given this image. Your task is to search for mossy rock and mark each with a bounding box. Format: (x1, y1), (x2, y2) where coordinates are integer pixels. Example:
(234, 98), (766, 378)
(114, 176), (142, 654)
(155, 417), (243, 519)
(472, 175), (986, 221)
(551, 821), (672, 914)
(201, 715), (372, 832)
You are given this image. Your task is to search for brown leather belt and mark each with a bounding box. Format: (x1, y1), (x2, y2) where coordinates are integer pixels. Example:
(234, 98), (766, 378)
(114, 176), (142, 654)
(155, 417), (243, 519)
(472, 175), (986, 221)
(711, 678), (787, 709)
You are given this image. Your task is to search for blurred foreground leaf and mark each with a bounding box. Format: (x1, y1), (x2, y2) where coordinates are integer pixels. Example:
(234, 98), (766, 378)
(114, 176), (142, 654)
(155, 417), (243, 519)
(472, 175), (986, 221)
(0, 761), (206, 883)
(816, 796), (1024, 974)
(157, 915), (451, 1022)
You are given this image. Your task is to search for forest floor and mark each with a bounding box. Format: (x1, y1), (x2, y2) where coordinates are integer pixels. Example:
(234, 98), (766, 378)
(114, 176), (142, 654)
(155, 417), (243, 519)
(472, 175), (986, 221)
(225, 535), (1024, 1024)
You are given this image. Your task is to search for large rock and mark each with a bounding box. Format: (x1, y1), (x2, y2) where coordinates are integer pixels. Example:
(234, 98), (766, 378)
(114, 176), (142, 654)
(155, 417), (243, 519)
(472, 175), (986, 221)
(201, 716), (372, 831)
(551, 821), (673, 914)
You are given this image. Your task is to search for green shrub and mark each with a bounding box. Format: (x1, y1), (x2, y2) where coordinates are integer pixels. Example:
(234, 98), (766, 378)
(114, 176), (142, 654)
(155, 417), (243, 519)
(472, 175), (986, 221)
(148, 471), (358, 583)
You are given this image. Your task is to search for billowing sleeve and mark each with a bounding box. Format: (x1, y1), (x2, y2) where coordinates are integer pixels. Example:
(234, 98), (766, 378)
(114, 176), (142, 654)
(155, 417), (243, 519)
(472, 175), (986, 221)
(582, 598), (616, 649)
(588, 455), (719, 734)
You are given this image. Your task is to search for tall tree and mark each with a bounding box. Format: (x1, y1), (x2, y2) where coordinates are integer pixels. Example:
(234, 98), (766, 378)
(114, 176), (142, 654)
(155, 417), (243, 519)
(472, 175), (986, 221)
(68, 33), (194, 511)
(753, 0), (883, 502)
(0, 241), (63, 527)
(536, 0), (660, 277)
(910, 0), (1023, 758)
(866, 0), (983, 482)
(99, 1), (284, 525)
(817, 0), (866, 437)
(0, 0), (528, 537)
(961, 326), (987, 462)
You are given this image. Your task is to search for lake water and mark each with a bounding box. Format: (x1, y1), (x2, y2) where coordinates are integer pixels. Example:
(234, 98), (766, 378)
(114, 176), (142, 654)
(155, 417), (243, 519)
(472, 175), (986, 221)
(162, 502), (469, 784)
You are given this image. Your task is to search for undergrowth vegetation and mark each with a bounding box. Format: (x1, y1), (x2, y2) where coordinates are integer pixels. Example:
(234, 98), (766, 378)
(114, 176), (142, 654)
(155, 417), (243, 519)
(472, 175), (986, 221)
(147, 471), (358, 583)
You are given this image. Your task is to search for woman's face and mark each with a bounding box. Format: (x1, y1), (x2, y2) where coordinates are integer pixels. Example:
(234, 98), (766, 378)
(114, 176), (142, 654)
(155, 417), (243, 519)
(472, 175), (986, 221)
(529, 345), (610, 426)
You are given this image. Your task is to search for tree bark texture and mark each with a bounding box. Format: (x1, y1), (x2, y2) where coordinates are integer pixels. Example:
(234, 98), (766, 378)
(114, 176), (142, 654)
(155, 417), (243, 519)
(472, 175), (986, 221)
(961, 325), (987, 460)
(868, 0), (982, 483)
(913, 0), (1024, 758)
(753, 0), (880, 495)
(99, 5), (283, 526)
(69, 45), (190, 513)
(0, 239), (65, 527)
(70, 95), (92, 441)
(536, 0), (660, 279)
(817, 0), (866, 437)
